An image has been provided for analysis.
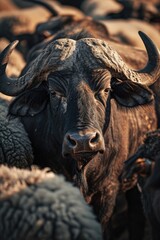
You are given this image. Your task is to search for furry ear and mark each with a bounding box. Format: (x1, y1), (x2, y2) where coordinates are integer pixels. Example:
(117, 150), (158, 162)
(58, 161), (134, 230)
(9, 83), (49, 117)
(111, 78), (154, 107)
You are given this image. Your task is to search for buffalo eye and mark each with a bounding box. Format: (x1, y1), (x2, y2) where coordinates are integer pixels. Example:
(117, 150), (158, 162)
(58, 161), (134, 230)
(95, 88), (110, 107)
(50, 90), (56, 97)
(50, 90), (65, 98)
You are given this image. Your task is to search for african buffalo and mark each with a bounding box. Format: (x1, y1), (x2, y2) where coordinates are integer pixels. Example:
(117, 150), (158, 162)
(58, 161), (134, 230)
(0, 30), (160, 236)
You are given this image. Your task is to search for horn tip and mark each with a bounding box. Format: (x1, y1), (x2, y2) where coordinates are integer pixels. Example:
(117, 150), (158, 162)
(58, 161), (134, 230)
(138, 30), (144, 36)
(138, 31), (149, 41)
(0, 40), (19, 66)
(138, 30), (160, 55)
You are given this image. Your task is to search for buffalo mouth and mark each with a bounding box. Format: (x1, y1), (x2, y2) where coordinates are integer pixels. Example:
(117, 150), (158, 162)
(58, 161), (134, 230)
(72, 151), (99, 193)
(72, 151), (100, 172)
(72, 159), (90, 197)
(75, 151), (99, 160)
(72, 152), (101, 201)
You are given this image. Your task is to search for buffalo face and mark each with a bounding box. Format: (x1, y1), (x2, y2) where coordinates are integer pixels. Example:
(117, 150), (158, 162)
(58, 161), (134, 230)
(0, 34), (159, 178)
(48, 69), (112, 170)
(61, 72), (112, 165)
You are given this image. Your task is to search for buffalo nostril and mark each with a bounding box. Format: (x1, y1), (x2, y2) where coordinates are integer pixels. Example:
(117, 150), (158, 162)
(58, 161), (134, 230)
(99, 149), (105, 154)
(90, 132), (100, 144)
(67, 135), (77, 147)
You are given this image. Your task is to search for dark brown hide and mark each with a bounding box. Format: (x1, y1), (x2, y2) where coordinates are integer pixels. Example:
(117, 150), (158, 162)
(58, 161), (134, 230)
(76, 101), (157, 225)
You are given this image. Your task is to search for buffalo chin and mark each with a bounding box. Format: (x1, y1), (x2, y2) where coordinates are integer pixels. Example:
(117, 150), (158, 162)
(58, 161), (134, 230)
(73, 151), (101, 171)
(72, 152), (101, 198)
(73, 165), (89, 199)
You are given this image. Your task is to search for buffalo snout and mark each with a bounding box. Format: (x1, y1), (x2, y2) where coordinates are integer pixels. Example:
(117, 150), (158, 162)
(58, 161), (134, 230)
(62, 129), (105, 160)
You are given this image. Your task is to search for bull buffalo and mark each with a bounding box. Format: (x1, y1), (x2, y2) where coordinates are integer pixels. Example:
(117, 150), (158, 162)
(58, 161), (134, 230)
(0, 31), (160, 237)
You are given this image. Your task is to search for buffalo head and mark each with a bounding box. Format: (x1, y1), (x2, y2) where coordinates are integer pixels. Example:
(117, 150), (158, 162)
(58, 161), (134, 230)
(0, 31), (160, 226)
(0, 32), (159, 171)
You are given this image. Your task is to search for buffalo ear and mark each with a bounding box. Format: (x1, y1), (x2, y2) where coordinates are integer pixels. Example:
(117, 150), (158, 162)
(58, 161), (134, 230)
(111, 78), (154, 107)
(9, 83), (49, 117)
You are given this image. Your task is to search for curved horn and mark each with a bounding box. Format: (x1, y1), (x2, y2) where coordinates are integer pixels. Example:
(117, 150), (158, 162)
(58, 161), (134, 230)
(0, 40), (49, 96)
(0, 40), (19, 65)
(25, 0), (59, 16)
(113, 31), (160, 85)
(0, 40), (27, 96)
(124, 31), (160, 85)
(84, 31), (160, 86)
(136, 31), (160, 85)
(0, 39), (76, 96)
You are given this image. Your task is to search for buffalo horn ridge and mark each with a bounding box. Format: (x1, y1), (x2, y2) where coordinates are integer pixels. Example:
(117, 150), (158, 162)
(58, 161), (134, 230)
(93, 31), (160, 86)
(0, 32), (160, 96)
(0, 38), (76, 96)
